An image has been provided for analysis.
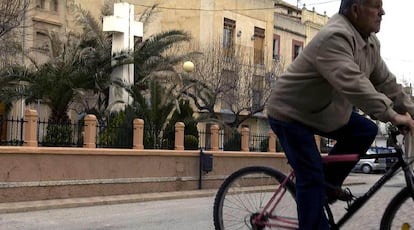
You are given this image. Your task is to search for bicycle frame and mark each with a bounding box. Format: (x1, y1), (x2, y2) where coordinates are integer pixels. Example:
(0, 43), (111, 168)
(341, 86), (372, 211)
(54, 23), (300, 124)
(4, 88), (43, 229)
(253, 169), (298, 229)
(327, 148), (414, 229)
(253, 147), (414, 230)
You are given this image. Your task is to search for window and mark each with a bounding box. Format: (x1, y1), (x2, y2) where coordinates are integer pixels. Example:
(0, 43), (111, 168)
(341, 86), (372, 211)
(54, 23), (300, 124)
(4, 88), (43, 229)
(292, 40), (303, 60)
(50, 0), (58, 12)
(35, 31), (50, 51)
(223, 18), (235, 57)
(253, 27), (265, 65)
(272, 34), (280, 60)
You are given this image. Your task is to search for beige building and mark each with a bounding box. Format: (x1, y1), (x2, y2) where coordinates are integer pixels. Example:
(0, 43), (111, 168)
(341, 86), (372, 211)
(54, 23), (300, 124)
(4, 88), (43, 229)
(273, 0), (329, 67)
(1, 0), (330, 148)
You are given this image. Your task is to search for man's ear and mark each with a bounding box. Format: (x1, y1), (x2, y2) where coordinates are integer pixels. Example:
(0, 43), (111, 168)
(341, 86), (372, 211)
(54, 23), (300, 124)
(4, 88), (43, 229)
(350, 4), (360, 19)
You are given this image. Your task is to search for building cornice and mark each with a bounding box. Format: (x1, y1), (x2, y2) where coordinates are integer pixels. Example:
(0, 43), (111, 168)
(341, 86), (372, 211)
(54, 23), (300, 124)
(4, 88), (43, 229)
(32, 16), (62, 27)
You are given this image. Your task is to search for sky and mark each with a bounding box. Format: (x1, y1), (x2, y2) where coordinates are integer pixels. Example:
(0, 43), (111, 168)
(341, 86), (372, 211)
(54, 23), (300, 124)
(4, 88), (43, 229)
(284, 0), (414, 83)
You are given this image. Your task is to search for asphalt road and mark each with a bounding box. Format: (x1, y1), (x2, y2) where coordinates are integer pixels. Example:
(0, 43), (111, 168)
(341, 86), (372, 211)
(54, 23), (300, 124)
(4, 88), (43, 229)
(0, 173), (408, 230)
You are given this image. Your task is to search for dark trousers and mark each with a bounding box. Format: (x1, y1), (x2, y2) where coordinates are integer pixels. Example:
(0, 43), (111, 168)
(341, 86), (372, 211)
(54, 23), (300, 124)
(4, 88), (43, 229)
(268, 112), (378, 229)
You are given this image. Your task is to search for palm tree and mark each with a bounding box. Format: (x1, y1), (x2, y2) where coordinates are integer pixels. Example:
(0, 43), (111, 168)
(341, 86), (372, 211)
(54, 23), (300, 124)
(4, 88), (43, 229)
(0, 31), (107, 146)
(0, 3), (195, 147)
(0, 31), (100, 122)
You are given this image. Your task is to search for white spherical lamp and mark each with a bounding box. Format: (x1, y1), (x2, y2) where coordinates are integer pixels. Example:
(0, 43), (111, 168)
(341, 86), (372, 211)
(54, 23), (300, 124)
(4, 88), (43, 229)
(183, 61), (195, 73)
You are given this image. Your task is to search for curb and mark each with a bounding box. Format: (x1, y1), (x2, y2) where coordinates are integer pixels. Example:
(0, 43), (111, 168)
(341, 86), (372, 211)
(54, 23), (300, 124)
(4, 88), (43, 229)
(0, 189), (218, 214)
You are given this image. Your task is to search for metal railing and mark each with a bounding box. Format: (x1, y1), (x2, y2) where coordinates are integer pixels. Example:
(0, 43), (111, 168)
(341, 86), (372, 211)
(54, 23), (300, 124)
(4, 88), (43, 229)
(197, 129), (271, 152)
(0, 116), (280, 152)
(37, 119), (83, 147)
(0, 117), (24, 146)
(96, 121), (132, 149)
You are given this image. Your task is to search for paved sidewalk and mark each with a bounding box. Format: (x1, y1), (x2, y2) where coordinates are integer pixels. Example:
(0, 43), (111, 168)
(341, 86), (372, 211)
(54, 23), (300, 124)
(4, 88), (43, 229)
(0, 189), (219, 214)
(0, 174), (368, 214)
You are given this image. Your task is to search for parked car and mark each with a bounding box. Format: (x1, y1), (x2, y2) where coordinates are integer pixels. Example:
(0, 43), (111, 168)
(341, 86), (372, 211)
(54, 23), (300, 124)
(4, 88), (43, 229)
(352, 147), (397, 174)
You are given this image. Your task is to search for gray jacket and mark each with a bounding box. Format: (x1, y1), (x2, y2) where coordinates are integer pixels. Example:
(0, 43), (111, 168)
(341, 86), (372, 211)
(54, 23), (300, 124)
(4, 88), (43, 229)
(266, 13), (414, 132)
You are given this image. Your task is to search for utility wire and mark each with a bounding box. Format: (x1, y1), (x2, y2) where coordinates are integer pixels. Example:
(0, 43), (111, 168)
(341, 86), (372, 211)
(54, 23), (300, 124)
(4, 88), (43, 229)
(133, 4), (275, 11)
(132, 0), (340, 12)
(304, 0), (340, 6)
(306, 0), (341, 6)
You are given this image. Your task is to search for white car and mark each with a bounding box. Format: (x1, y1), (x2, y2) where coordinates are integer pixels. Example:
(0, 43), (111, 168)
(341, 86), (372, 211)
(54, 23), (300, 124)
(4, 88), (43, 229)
(352, 147), (396, 174)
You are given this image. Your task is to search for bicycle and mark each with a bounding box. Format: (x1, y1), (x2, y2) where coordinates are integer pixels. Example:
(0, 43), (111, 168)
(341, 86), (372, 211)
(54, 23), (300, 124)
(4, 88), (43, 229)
(213, 130), (414, 230)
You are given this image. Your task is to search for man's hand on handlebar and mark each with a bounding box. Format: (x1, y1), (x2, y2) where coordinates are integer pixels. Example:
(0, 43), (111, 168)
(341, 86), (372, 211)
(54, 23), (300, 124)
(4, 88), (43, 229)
(391, 113), (414, 135)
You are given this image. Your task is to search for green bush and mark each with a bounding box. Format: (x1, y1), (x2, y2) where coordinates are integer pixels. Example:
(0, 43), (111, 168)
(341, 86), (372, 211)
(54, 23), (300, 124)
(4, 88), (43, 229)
(162, 100), (199, 150)
(44, 123), (73, 147)
(184, 134), (199, 150)
(98, 110), (133, 148)
(260, 138), (269, 152)
(223, 130), (241, 151)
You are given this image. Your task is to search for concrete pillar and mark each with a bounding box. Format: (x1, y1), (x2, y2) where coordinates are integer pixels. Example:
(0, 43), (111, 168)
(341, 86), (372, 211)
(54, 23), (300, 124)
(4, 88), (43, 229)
(23, 109), (38, 147)
(268, 130), (276, 152)
(175, 122), (185, 150)
(133, 118), (144, 149)
(83, 114), (97, 148)
(210, 124), (219, 151)
(241, 127), (249, 152)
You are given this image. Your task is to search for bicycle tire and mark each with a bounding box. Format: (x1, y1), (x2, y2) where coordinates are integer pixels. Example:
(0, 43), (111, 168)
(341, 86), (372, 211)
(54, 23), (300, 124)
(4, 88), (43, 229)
(213, 166), (297, 230)
(380, 187), (414, 230)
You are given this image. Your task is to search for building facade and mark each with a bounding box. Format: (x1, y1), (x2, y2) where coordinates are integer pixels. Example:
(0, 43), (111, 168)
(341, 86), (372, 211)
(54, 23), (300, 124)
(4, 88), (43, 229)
(1, 0), (330, 148)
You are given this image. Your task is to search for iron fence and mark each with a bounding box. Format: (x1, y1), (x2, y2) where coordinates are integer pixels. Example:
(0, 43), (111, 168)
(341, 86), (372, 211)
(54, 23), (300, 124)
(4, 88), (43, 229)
(197, 130), (272, 152)
(0, 117), (24, 146)
(96, 121), (132, 149)
(0, 116), (282, 151)
(37, 119), (83, 147)
(249, 133), (270, 152)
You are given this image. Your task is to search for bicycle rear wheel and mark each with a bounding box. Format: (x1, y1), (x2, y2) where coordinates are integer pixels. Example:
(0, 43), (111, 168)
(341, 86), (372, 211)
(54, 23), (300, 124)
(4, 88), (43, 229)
(380, 187), (414, 230)
(213, 166), (297, 230)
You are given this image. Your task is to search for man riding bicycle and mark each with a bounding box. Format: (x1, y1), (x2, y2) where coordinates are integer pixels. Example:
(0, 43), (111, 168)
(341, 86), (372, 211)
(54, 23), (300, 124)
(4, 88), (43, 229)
(266, 0), (414, 229)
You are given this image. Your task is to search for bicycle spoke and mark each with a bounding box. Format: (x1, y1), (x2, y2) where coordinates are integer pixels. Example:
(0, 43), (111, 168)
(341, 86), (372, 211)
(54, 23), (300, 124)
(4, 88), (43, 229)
(214, 167), (298, 230)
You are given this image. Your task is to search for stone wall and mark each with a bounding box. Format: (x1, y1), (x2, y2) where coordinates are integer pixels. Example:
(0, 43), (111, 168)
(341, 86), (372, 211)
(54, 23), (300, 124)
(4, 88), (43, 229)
(0, 147), (289, 203)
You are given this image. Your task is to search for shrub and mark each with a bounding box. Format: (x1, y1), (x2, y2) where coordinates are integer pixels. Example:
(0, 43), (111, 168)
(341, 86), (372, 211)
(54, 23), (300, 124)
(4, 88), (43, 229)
(184, 134), (199, 150)
(44, 123), (73, 147)
(223, 130), (241, 151)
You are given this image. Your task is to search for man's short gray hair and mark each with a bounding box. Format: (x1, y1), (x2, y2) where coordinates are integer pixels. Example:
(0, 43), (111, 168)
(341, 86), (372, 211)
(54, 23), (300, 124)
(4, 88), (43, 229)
(339, 0), (366, 14)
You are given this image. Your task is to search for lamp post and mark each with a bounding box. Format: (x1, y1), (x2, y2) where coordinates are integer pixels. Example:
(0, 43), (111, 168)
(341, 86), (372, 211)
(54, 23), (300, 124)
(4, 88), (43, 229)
(182, 61), (195, 99)
(183, 61), (195, 73)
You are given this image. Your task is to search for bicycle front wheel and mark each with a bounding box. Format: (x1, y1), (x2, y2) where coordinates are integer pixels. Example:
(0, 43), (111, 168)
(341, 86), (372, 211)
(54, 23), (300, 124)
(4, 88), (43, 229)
(380, 187), (414, 230)
(213, 166), (297, 230)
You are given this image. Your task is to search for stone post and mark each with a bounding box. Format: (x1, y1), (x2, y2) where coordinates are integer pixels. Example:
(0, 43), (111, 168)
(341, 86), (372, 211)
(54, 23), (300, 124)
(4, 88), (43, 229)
(241, 127), (250, 152)
(175, 122), (185, 150)
(23, 109), (38, 147)
(268, 130), (276, 152)
(133, 118), (144, 149)
(83, 114), (97, 148)
(210, 124), (219, 151)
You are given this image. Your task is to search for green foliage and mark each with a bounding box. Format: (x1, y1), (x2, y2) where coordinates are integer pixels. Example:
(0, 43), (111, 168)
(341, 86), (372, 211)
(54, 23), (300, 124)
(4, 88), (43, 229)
(184, 135), (199, 150)
(260, 137), (283, 152)
(44, 123), (73, 147)
(98, 109), (134, 148)
(223, 130), (241, 151)
(260, 138), (269, 152)
(0, 4), (194, 149)
(163, 100), (199, 150)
